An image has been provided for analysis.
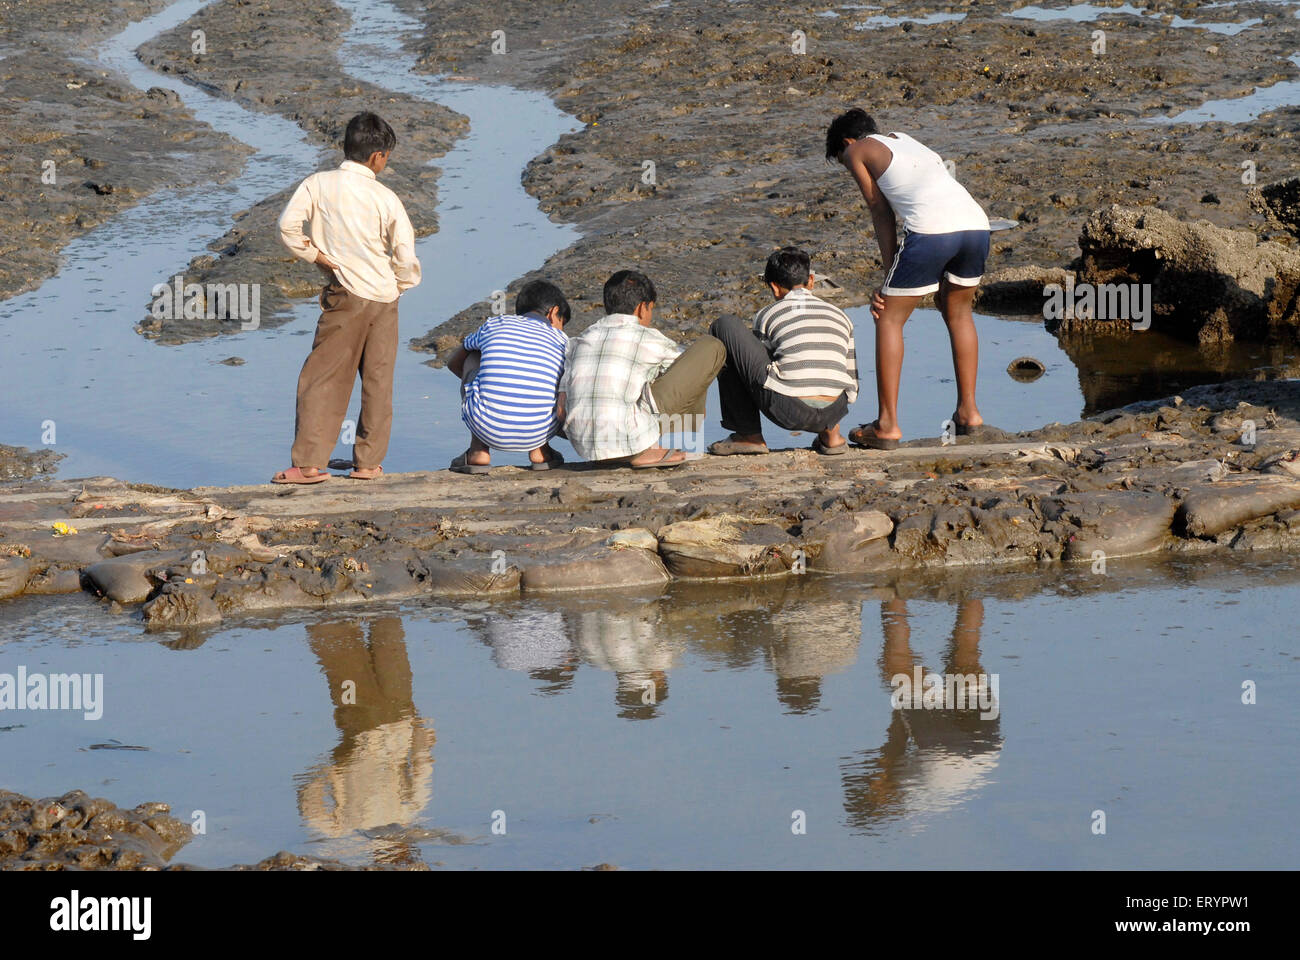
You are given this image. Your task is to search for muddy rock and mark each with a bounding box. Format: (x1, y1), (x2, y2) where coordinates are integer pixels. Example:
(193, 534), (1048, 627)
(657, 516), (795, 579)
(83, 549), (188, 603)
(142, 581), (223, 629)
(0, 557), (33, 600)
(0, 789), (190, 870)
(1044, 491), (1178, 561)
(1177, 478), (1300, 538)
(1073, 205), (1300, 343)
(521, 544), (670, 593)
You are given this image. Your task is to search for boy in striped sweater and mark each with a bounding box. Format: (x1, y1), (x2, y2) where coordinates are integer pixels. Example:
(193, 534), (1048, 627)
(708, 247), (858, 456)
(446, 280), (570, 474)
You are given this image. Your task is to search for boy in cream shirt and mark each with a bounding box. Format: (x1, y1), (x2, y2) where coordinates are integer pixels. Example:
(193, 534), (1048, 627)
(273, 112), (421, 483)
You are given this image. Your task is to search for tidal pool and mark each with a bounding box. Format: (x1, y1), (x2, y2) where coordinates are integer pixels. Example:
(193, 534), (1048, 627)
(2, 553), (1295, 869)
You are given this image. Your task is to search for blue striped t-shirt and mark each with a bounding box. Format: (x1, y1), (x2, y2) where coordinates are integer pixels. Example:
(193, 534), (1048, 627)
(461, 314), (568, 452)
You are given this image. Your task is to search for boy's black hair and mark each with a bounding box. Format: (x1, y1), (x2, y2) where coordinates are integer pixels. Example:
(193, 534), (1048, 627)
(515, 279), (571, 325)
(825, 108), (878, 161)
(603, 270), (657, 315)
(764, 247), (812, 289)
(344, 112), (397, 163)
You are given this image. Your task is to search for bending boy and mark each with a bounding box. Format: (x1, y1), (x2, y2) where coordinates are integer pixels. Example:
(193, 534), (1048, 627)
(272, 112), (420, 483)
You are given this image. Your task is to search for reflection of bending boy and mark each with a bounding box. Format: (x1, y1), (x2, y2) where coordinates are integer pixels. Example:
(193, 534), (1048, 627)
(841, 596), (1002, 830)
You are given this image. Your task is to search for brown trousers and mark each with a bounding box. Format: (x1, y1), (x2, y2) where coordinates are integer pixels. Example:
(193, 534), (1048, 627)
(292, 282), (399, 469)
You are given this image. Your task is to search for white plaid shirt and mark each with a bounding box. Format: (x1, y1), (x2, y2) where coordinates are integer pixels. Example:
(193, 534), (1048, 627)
(559, 314), (682, 460)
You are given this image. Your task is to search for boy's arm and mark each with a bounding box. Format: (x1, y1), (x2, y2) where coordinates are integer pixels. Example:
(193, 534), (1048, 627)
(447, 346), (471, 378)
(278, 178), (324, 265)
(648, 331), (684, 379)
(390, 201), (421, 293)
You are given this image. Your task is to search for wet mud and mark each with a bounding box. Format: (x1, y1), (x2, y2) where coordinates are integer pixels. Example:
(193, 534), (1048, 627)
(0, 0), (250, 301)
(395, 0), (1300, 352)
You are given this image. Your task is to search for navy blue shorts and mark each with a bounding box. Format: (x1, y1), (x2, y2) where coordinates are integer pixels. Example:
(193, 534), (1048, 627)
(882, 229), (990, 296)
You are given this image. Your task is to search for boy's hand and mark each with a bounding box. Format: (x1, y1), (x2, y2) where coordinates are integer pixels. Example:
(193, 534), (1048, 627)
(870, 287), (887, 321)
(314, 251), (340, 275)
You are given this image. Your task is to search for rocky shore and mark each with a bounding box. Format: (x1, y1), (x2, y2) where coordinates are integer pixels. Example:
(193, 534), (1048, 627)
(2, 379), (1299, 629)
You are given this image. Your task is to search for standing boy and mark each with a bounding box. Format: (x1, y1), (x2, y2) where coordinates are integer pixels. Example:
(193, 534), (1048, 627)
(446, 279), (570, 474)
(272, 112), (421, 483)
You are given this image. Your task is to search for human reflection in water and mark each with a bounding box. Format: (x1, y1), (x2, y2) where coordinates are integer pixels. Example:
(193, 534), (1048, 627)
(295, 616), (435, 865)
(470, 595), (679, 720)
(479, 609), (578, 696)
(841, 593), (1003, 832)
(764, 596), (862, 714)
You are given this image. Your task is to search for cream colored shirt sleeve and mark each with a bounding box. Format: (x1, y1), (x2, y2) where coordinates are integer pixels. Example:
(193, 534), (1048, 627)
(278, 176), (322, 264)
(389, 199), (421, 293)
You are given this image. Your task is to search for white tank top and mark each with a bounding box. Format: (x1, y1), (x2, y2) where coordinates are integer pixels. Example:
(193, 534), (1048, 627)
(868, 132), (989, 234)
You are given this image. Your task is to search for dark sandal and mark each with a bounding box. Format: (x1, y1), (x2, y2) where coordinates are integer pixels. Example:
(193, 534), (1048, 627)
(449, 452), (491, 475)
(848, 421), (900, 451)
(812, 438), (848, 455)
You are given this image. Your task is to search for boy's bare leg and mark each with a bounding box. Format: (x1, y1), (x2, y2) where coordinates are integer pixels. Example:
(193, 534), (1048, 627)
(529, 443), (560, 464)
(465, 435), (491, 466)
(935, 277), (983, 429)
(872, 293), (922, 440)
(817, 423), (846, 449)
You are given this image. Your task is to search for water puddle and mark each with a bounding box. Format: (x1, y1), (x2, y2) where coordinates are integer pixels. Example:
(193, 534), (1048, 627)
(2, 552), (1295, 868)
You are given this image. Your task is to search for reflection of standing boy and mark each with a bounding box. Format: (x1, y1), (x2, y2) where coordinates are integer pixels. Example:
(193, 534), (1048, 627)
(273, 112), (421, 484)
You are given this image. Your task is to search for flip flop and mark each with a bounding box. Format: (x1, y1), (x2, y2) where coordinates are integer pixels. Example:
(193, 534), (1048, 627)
(529, 449), (565, 471)
(630, 448), (686, 470)
(349, 465), (383, 479)
(271, 466), (328, 485)
(811, 438), (848, 456)
(449, 452), (491, 475)
(848, 421), (900, 451)
(708, 434), (769, 456)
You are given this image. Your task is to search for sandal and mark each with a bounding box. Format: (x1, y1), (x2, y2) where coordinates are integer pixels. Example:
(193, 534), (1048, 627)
(449, 452), (491, 475)
(708, 434), (769, 456)
(349, 465), (383, 479)
(529, 448), (565, 472)
(630, 448), (686, 470)
(812, 437), (848, 456)
(848, 421), (900, 451)
(271, 466), (329, 485)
